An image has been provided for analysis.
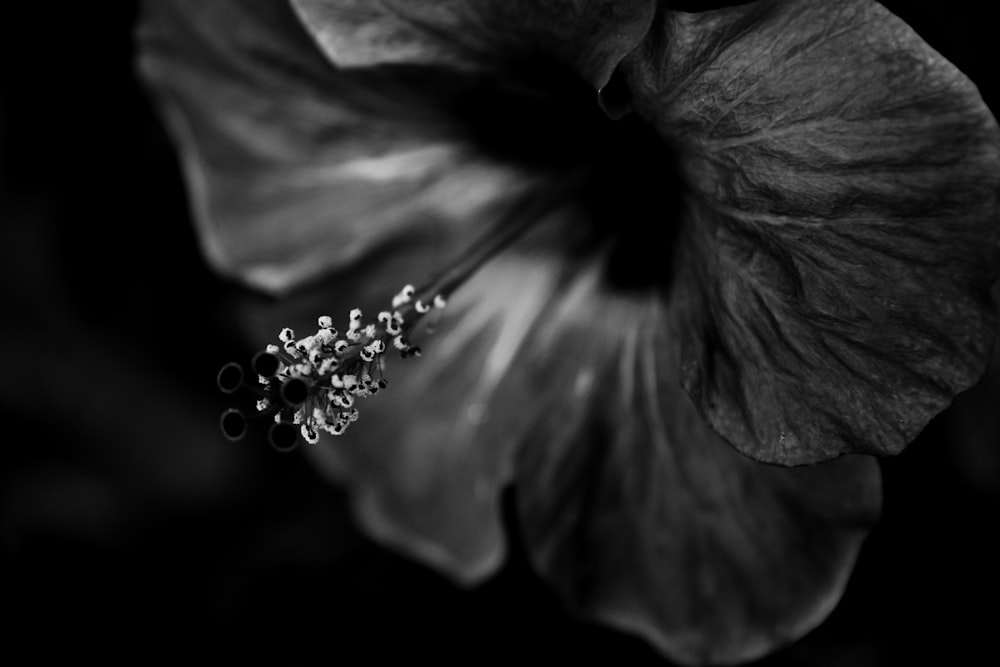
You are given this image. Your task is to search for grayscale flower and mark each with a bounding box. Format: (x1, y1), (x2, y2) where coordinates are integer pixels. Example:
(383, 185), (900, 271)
(139, 0), (1000, 662)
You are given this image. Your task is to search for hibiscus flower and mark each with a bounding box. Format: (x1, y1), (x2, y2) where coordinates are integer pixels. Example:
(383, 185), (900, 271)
(138, 0), (1000, 663)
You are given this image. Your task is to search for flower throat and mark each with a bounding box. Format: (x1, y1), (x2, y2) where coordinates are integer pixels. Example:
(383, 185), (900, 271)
(214, 182), (570, 450)
(452, 56), (686, 292)
(217, 58), (686, 450)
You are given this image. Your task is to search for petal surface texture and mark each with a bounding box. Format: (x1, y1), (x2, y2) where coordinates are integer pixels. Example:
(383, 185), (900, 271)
(514, 281), (882, 665)
(138, 0), (998, 661)
(138, 0), (530, 294)
(290, 0), (655, 88)
(625, 0), (1000, 464)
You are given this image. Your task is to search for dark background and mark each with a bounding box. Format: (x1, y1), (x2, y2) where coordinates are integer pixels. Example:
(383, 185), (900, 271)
(1, 1), (998, 664)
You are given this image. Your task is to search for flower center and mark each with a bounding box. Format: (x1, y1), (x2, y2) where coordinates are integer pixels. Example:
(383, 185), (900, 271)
(218, 281), (446, 449)
(218, 56), (691, 449)
(215, 183), (572, 449)
(452, 57), (686, 292)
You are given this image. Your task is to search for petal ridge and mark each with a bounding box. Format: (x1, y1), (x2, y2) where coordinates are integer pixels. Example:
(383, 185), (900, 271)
(625, 0), (1000, 464)
(515, 283), (882, 664)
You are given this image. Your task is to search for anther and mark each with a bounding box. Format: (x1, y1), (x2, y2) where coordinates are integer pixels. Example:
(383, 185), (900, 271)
(392, 284), (415, 308)
(300, 424), (320, 445)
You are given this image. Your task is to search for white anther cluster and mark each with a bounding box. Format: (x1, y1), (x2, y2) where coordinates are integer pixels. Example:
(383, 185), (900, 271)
(256, 283), (447, 443)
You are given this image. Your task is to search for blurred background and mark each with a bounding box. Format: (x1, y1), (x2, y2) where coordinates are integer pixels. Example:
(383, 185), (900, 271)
(1, 1), (998, 664)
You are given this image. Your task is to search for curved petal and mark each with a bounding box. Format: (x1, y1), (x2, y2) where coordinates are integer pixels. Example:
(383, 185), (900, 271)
(283, 244), (573, 583)
(137, 0), (529, 294)
(281, 220), (652, 584)
(513, 284), (882, 665)
(290, 0), (655, 89)
(624, 0), (1000, 464)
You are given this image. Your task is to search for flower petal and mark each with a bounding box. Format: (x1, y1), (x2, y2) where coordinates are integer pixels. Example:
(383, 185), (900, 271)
(513, 284), (882, 665)
(624, 0), (1000, 464)
(290, 0), (655, 88)
(138, 0), (528, 294)
(283, 246), (571, 583)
